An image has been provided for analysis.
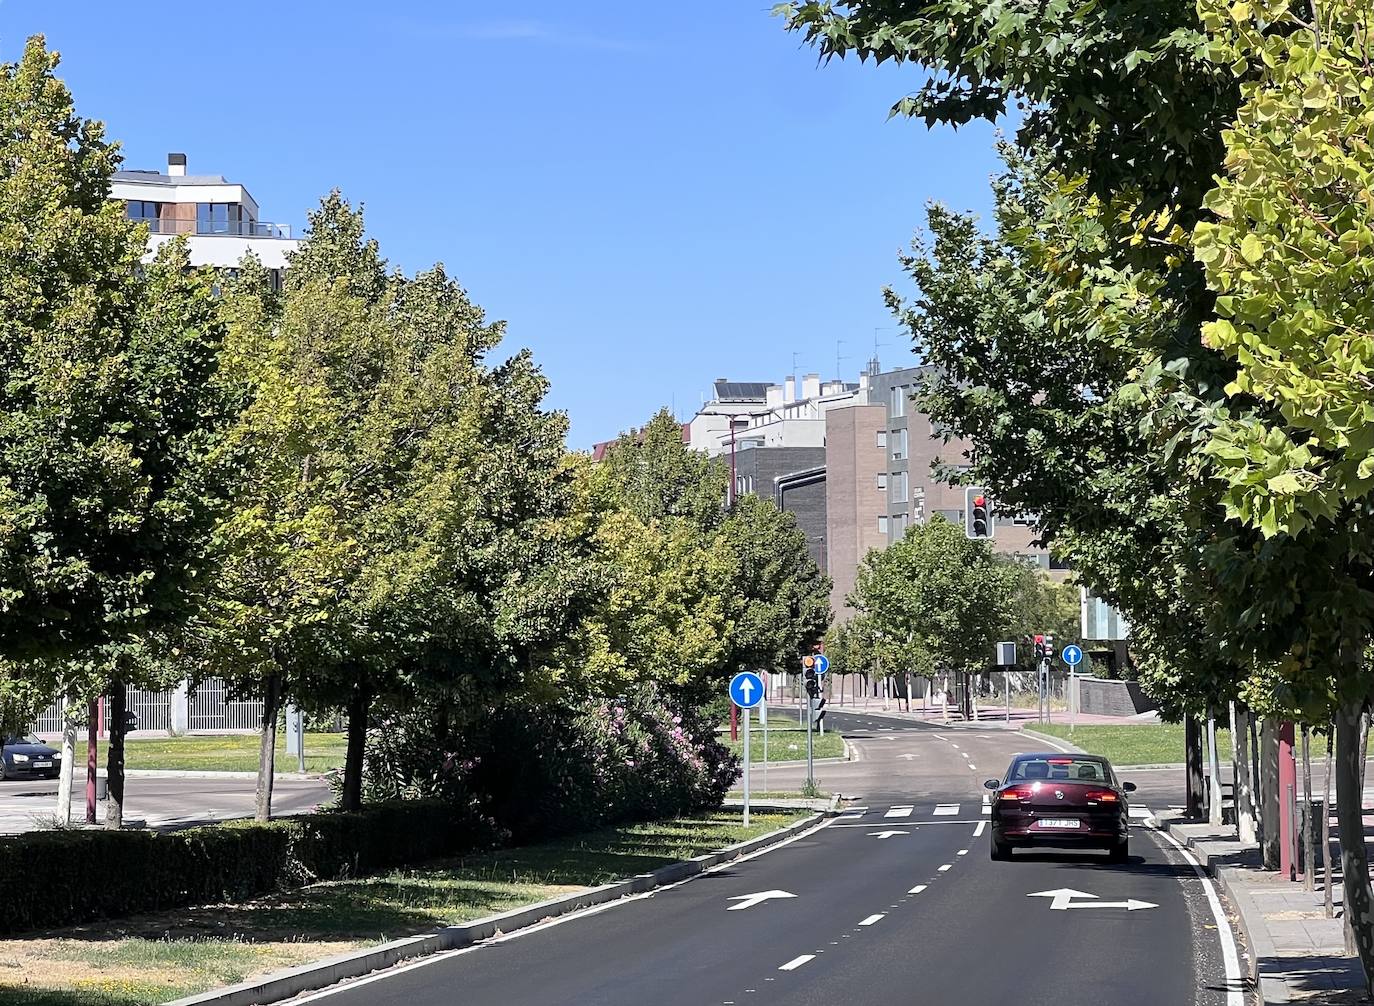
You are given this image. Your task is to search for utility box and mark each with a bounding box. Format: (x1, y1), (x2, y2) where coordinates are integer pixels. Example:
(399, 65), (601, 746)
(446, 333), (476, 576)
(996, 641), (1016, 666)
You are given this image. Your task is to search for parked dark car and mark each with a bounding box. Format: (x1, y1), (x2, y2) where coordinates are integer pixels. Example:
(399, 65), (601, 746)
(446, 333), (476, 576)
(985, 753), (1136, 862)
(0, 734), (62, 781)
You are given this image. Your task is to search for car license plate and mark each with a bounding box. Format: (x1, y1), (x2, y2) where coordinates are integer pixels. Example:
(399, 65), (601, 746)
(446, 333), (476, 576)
(33, 762), (52, 769)
(1039, 818), (1080, 829)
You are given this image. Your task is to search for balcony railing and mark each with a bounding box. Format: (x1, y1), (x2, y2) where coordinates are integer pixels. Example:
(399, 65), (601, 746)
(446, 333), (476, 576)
(137, 218), (293, 239)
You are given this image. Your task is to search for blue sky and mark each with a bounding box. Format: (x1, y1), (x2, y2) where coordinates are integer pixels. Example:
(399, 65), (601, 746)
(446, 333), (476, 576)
(1, 2), (1003, 448)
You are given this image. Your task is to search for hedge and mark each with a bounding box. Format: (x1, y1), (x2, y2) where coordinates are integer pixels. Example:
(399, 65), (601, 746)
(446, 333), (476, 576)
(0, 800), (499, 936)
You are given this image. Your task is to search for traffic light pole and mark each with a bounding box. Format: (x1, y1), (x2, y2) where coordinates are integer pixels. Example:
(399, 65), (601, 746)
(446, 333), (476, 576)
(806, 697), (814, 790)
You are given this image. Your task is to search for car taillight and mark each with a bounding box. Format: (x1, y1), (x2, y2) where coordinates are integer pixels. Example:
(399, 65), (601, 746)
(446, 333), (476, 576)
(1083, 789), (1119, 802)
(1000, 785), (1036, 801)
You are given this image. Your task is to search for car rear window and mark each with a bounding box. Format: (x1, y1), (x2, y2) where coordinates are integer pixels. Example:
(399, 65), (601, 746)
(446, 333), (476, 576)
(1011, 757), (1112, 783)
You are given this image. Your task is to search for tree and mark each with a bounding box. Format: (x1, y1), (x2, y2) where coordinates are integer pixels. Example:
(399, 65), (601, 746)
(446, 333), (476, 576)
(0, 38), (233, 827)
(209, 195), (579, 815)
(850, 517), (1026, 683)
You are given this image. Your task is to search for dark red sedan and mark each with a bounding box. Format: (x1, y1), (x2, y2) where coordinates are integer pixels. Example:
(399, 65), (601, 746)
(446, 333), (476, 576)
(985, 754), (1136, 862)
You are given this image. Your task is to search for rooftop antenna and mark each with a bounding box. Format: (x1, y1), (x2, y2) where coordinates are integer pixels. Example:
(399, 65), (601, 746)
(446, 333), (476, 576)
(871, 327), (891, 374)
(836, 339), (849, 381)
(791, 351), (801, 386)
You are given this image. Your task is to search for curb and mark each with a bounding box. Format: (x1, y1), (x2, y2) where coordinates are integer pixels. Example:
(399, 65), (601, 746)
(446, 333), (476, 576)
(164, 811), (833, 1006)
(125, 770), (327, 782)
(1017, 728), (1086, 754)
(1114, 762), (1187, 771)
(1150, 813), (1270, 996)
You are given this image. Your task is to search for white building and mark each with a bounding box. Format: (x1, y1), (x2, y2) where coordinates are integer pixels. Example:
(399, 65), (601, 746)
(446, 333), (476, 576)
(688, 373), (861, 456)
(110, 152), (298, 285)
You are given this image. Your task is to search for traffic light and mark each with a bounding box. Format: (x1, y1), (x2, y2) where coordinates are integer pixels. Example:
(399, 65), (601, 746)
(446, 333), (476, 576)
(1034, 634), (1046, 660)
(804, 667), (820, 700)
(1043, 634), (1055, 660)
(965, 487), (993, 539)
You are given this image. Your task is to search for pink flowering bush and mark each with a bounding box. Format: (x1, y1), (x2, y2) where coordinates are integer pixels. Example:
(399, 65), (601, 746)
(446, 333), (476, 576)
(359, 686), (738, 842)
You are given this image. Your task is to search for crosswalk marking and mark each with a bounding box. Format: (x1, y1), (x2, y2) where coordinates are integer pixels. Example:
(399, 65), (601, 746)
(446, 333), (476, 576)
(884, 806), (914, 818)
(1129, 805), (1153, 819)
(934, 804), (959, 816)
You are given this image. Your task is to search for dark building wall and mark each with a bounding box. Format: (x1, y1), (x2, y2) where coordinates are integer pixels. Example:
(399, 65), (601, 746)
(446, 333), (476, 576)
(734, 446), (827, 570)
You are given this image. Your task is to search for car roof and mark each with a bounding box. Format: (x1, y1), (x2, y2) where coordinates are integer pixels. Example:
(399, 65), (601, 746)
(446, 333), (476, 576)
(1012, 752), (1111, 765)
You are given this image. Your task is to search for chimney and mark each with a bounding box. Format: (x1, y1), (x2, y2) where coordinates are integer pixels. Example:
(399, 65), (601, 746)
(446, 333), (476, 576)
(802, 373), (821, 400)
(784, 376), (796, 403)
(167, 152), (187, 177)
(765, 384), (784, 408)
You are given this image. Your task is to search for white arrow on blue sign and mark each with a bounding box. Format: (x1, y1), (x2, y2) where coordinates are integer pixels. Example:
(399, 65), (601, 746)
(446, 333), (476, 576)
(813, 654), (829, 675)
(730, 671), (765, 709)
(1061, 644), (1084, 667)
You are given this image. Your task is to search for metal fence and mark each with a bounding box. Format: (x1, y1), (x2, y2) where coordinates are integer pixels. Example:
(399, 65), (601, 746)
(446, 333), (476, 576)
(33, 699), (65, 734)
(189, 677), (264, 733)
(128, 689), (172, 733)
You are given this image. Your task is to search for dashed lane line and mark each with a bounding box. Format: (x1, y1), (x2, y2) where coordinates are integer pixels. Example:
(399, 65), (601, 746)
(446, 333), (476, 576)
(884, 806), (914, 818)
(933, 804), (960, 816)
(957, 849), (968, 856)
(909, 884), (928, 894)
(937, 864), (952, 872)
(858, 914), (885, 926)
(974, 821), (987, 837)
(778, 955), (815, 971)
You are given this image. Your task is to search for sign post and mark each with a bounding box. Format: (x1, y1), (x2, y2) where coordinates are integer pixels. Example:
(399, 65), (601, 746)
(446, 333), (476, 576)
(1061, 645), (1084, 734)
(730, 671), (765, 826)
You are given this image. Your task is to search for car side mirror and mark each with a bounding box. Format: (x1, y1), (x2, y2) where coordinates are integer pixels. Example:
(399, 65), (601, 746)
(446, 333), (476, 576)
(1122, 781), (1137, 793)
(983, 778), (1000, 790)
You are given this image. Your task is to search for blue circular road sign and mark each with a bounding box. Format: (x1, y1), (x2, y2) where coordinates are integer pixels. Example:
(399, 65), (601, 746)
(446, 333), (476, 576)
(729, 671), (765, 709)
(811, 654), (830, 675)
(1061, 644), (1084, 667)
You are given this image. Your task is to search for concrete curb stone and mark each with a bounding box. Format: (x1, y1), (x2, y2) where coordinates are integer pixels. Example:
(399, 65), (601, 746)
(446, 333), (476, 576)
(1017, 728), (1087, 754)
(164, 810), (833, 1006)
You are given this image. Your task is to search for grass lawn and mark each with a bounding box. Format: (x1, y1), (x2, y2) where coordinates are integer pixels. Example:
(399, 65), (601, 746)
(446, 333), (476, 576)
(66, 732), (348, 774)
(1031, 722), (1231, 767)
(0, 810), (805, 1006)
(723, 724), (846, 762)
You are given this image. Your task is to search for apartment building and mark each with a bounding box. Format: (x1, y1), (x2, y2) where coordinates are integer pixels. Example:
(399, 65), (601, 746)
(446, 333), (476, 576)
(111, 153), (299, 286)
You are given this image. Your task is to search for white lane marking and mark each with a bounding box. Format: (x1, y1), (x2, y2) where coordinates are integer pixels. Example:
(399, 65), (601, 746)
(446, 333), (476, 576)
(1026, 734), (1075, 753)
(938, 864), (952, 872)
(838, 814), (865, 821)
(950, 744), (960, 750)
(858, 914), (885, 926)
(1153, 827), (1245, 1006)
(727, 891), (796, 911)
(974, 821), (987, 837)
(933, 804), (959, 816)
(968, 764), (977, 771)
(285, 816), (834, 1003)
(778, 955), (815, 971)
(869, 830), (909, 839)
(1128, 805), (1152, 819)
(909, 884), (928, 894)
(958, 849), (968, 856)
(884, 806), (914, 818)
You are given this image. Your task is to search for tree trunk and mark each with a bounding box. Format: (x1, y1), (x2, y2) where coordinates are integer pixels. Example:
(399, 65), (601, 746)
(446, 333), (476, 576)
(104, 681), (127, 830)
(1303, 725), (1316, 889)
(55, 705), (76, 826)
(1186, 716), (1206, 819)
(1335, 699), (1374, 991)
(255, 672), (282, 822)
(1232, 703), (1257, 843)
(1324, 726), (1334, 918)
(1261, 718), (1281, 869)
(1207, 708), (1224, 827)
(341, 685), (370, 813)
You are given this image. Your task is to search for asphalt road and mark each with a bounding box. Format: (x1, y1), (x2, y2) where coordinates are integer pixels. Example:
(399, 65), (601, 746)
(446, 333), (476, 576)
(0, 773), (330, 832)
(295, 707), (1246, 1006)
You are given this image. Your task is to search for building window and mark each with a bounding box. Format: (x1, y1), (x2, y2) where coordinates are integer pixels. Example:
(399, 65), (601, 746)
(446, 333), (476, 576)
(197, 202), (243, 235)
(893, 513), (909, 534)
(891, 427), (908, 461)
(891, 385), (907, 419)
(876, 473), (887, 491)
(876, 430), (887, 450)
(1049, 555), (1074, 571)
(892, 471), (909, 504)
(126, 200), (160, 224)
(935, 509), (963, 524)
(877, 516), (889, 535)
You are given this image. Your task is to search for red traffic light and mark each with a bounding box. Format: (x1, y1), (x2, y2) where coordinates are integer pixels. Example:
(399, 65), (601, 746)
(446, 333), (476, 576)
(973, 495), (987, 509)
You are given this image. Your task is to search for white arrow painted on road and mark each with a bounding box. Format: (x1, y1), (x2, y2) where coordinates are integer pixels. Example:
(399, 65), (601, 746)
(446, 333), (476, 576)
(727, 890), (797, 911)
(899, 753), (916, 760)
(868, 830), (910, 840)
(1028, 889), (1158, 912)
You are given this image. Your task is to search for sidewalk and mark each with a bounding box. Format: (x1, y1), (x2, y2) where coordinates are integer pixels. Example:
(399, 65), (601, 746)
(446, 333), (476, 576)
(1153, 811), (1366, 1004)
(771, 697), (1151, 728)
